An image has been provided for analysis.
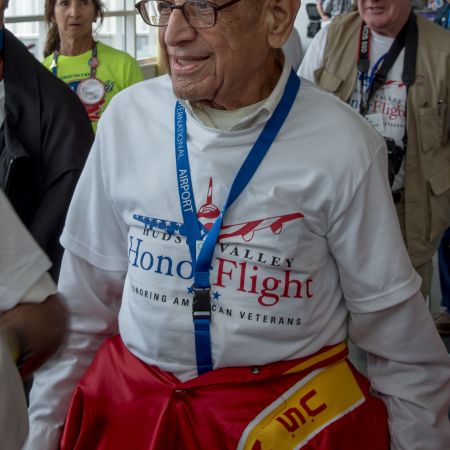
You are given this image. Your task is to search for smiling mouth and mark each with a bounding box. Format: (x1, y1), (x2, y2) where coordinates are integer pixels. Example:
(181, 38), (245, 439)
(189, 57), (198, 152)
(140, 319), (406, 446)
(170, 56), (209, 72)
(367, 6), (384, 12)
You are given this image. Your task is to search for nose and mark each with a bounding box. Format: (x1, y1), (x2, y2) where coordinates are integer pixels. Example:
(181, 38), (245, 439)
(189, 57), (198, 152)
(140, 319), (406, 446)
(163, 7), (197, 47)
(68, 1), (80, 17)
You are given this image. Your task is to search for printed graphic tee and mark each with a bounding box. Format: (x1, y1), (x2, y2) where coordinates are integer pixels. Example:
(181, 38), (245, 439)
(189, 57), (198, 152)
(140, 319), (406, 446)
(43, 42), (143, 131)
(60, 62), (419, 382)
(299, 27), (408, 191)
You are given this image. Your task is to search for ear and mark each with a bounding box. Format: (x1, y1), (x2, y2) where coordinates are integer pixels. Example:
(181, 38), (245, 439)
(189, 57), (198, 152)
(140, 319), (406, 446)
(264, 0), (301, 49)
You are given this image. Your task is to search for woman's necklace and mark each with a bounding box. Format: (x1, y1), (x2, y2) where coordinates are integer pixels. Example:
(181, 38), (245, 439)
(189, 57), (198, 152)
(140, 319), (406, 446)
(50, 41), (105, 106)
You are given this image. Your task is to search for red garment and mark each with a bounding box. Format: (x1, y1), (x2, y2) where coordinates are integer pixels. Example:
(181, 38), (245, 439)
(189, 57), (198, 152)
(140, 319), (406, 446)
(61, 336), (389, 450)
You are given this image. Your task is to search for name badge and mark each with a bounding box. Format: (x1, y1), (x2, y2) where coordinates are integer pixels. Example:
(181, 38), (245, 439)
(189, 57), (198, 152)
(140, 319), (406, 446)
(77, 78), (105, 105)
(364, 113), (385, 135)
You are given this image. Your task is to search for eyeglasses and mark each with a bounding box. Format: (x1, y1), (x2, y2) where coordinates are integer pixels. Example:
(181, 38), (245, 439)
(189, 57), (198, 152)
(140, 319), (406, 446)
(135, 0), (244, 29)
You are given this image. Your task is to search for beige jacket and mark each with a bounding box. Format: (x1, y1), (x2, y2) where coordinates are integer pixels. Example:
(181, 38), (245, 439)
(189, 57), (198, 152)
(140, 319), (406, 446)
(313, 12), (450, 267)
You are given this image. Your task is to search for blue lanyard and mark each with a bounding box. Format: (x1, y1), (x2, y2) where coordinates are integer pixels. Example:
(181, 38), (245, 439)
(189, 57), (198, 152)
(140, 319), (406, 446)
(174, 69), (301, 375)
(360, 53), (386, 94)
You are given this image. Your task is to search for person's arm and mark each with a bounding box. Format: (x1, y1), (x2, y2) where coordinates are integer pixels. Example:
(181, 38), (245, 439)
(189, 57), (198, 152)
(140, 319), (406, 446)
(26, 119), (128, 450)
(298, 24), (329, 82)
(25, 252), (125, 450)
(0, 293), (67, 376)
(326, 137), (450, 448)
(349, 292), (450, 450)
(0, 188), (66, 449)
(316, 0), (330, 20)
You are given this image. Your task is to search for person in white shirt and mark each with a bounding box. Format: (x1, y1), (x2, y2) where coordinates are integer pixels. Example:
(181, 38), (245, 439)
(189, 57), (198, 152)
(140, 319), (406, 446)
(299, 0), (450, 303)
(26, 1), (450, 449)
(0, 189), (67, 450)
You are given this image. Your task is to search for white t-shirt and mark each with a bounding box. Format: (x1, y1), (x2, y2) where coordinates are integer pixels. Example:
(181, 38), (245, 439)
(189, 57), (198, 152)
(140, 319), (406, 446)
(26, 60), (450, 450)
(299, 25), (408, 190)
(58, 61), (418, 380)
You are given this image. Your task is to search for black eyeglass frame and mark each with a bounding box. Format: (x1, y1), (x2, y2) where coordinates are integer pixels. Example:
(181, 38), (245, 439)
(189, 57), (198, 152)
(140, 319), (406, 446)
(135, 0), (244, 29)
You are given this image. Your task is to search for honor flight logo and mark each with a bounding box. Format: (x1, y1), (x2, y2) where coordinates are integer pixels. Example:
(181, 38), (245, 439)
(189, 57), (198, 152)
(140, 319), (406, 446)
(129, 177), (313, 312)
(134, 177), (304, 243)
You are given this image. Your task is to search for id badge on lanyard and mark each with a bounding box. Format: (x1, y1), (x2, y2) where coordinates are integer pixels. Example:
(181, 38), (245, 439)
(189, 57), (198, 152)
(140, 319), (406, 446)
(51, 42), (105, 105)
(174, 70), (301, 375)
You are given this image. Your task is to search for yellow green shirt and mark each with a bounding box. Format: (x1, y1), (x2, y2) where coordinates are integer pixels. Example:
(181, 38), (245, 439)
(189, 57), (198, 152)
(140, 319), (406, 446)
(43, 41), (143, 131)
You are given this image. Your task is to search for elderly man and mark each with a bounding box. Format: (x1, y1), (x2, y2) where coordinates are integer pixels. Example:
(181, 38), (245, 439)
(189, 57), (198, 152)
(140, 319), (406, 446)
(299, 0), (450, 305)
(0, 189), (67, 450)
(26, 1), (449, 449)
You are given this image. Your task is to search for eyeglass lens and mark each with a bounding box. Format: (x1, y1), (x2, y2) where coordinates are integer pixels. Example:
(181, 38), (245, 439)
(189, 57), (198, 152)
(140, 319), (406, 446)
(139, 1), (216, 28)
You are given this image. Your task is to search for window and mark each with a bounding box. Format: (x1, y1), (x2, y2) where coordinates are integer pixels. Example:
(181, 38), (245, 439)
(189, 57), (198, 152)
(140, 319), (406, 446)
(4, 0), (157, 62)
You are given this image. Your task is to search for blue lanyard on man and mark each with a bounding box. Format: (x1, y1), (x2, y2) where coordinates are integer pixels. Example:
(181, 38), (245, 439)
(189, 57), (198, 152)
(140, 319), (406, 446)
(359, 54), (386, 96)
(174, 69), (301, 376)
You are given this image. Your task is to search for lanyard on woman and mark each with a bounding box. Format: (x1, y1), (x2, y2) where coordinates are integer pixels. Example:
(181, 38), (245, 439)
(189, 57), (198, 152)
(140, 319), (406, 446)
(51, 42), (105, 107)
(51, 41), (99, 77)
(174, 69), (301, 375)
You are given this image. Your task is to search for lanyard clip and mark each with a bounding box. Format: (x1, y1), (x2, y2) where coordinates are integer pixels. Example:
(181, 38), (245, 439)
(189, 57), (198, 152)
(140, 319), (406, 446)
(193, 287), (211, 320)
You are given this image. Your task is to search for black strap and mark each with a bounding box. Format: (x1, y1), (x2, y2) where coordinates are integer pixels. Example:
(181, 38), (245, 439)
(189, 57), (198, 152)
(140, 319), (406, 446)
(402, 13), (418, 89)
(358, 12), (418, 116)
(357, 22), (371, 114)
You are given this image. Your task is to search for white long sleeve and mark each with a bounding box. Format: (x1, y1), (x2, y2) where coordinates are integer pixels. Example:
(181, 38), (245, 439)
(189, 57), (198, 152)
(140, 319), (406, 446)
(24, 251), (125, 450)
(297, 25), (328, 82)
(349, 290), (450, 450)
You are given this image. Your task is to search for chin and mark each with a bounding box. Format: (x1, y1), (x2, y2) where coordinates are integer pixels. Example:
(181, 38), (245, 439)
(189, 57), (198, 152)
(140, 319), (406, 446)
(171, 80), (214, 104)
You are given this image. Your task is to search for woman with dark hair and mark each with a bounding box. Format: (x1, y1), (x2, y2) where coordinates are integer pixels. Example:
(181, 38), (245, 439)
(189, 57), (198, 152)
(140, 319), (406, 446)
(43, 0), (143, 131)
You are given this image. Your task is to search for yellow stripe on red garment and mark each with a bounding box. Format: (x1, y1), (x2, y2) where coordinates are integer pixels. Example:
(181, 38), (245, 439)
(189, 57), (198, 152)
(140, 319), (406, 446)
(237, 360), (365, 450)
(283, 341), (347, 376)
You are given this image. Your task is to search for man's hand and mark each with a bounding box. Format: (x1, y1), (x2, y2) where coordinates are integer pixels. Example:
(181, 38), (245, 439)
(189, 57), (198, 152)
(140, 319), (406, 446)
(0, 294), (67, 376)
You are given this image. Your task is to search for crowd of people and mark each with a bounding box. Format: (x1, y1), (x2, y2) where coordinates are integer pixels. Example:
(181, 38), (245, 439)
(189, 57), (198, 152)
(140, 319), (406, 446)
(0, 0), (449, 449)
